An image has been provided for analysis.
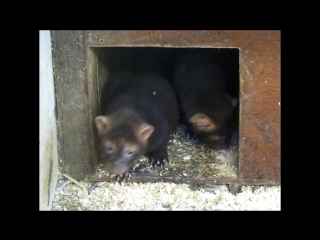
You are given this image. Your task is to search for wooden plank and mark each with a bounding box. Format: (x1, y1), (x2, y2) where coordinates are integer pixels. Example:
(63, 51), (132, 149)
(86, 47), (110, 168)
(238, 31), (280, 180)
(85, 30), (280, 181)
(86, 174), (280, 186)
(52, 30), (95, 180)
(86, 30), (252, 48)
(85, 47), (99, 171)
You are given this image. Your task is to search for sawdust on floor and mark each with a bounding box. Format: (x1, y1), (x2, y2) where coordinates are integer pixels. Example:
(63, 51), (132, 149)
(51, 175), (280, 211)
(51, 125), (280, 211)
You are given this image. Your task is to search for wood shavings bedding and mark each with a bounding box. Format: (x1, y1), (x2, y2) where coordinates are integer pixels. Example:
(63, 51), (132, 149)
(52, 176), (280, 211)
(51, 126), (280, 211)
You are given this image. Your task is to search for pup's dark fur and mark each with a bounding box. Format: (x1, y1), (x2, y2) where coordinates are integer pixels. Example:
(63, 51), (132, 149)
(95, 72), (179, 179)
(172, 50), (238, 150)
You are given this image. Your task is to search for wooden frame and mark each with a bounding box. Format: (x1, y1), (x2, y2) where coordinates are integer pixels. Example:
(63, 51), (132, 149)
(52, 30), (280, 187)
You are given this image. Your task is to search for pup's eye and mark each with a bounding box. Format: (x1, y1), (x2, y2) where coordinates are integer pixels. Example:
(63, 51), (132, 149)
(105, 147), (113, 153)
(125, 151), (134, 157)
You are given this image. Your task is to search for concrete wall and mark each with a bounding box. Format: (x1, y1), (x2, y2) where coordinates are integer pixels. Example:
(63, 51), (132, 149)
(40, 30), (59, 210)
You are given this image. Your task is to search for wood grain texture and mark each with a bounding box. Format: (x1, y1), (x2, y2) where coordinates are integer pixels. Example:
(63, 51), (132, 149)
(52, 30), (95, 180)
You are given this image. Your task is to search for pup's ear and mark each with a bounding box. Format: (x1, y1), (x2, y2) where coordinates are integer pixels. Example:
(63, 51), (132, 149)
(137, 123), (154, 142)
(189, 113), (216, 132)
(95, 116), (111, 134)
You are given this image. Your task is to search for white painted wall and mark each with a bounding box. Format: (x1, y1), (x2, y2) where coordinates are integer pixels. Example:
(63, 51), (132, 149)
(39, 30), (59, 210)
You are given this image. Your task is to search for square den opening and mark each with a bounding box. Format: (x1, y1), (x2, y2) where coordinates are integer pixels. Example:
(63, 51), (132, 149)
(88, 47), (240, 183)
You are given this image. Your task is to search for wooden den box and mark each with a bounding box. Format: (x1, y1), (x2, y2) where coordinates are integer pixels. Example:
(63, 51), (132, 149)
(52, 30), (280, 191)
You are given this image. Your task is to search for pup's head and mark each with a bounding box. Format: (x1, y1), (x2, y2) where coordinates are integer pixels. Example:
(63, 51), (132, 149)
(189, 95), (238, 150)
(95, 111), (154, 174)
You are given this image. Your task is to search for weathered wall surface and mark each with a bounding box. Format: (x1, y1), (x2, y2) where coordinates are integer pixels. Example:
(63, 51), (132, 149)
(40, 30), (59, 210)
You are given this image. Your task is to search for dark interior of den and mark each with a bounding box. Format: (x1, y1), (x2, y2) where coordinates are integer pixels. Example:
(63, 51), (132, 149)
(90, 47), (240, 182)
